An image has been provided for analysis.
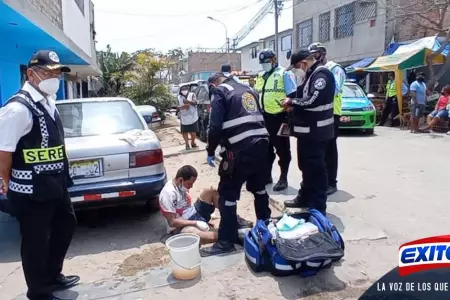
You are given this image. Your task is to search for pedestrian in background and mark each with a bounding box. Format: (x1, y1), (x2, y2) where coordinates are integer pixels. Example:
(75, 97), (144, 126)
(0, 50), (79, 300)
(409, 72), (428, 133)
(178, 85), (199, 150)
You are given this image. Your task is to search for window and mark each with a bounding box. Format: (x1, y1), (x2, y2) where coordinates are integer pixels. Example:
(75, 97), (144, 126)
(57, 101), (144, 137)
(74, 0), (85, 15)
(268, 40), (275, 51)
(297, 19), (313, 48)
(342, 84), (365, 98)
(355, 0), (377, 22)
(319, 12), (331, 42)
(281, 35), (292, 51)
(335, 3), (355, 39)
(250, 46), (258, 59)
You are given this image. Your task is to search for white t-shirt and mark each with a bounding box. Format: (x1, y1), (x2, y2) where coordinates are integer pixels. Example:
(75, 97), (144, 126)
(178, 93), (199, 125)
(159, 181), (196, 232)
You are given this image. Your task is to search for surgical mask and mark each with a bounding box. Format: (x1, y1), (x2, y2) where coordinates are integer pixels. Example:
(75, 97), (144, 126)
(177, 180), (188, 193)
(181, 90), (188, 96)
(293, 68), (306, 86)
(417, 77), (425, 82)
(261, 63), (273, 72)
(34, 71), (60, 96)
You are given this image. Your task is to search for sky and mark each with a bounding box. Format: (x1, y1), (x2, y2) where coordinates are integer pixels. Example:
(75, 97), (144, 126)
(91, 0), (293, 53)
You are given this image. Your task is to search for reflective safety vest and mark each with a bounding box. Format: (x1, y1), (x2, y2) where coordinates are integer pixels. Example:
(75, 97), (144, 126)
(6, 90), (72, 201)
(325, 61), (344, 116)
(386, 80), (396, 97)
(254, 67), (286, 114)
(215, 80), (269, 152)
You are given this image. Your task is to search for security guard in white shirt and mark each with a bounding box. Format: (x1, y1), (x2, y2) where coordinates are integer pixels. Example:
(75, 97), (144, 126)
(0, 50), (79, 300)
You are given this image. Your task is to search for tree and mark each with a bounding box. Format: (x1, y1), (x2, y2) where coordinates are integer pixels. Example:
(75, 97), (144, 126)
(122, 51), (176, 112)
(97, 45), (135, 96)
(386, 0), (450, 88)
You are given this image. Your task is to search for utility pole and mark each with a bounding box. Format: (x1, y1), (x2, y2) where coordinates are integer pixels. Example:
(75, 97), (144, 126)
(274, 0), (279, 58)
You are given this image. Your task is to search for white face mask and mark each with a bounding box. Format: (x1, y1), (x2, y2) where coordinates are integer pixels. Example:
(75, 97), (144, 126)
(34, 71), (60, 96)
(261, 63), (273, 72)
(293, 68), (306, 86)
(181, 90), (188, 96)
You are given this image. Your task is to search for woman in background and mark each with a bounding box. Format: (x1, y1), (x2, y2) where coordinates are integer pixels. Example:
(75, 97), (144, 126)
(422, 85), (450, 132)
(178, 86), (199, 150)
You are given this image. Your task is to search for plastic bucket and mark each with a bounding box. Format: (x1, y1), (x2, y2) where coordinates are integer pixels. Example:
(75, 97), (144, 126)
(165, 233), (202, 280)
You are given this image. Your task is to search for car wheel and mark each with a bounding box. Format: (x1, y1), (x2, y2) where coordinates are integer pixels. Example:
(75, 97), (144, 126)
(366, 128), (374, 135)
(145, 197), (160, 213)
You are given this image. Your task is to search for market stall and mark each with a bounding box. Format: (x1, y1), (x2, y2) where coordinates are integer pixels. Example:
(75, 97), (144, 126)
(361, 47), (446, 112)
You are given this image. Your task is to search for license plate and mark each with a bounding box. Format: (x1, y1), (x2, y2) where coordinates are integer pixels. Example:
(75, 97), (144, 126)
(340, 116), (351, 123)
(69, 159), (103, 179)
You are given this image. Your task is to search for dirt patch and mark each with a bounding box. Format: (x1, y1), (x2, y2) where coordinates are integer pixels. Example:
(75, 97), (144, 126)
(116, 243), (171, 277)
(155, 127), (185, 148)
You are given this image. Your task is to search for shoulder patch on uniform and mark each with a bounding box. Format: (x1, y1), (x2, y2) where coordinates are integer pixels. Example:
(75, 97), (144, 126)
(241, 92), (258, 113)
(314, 78), (327, 90)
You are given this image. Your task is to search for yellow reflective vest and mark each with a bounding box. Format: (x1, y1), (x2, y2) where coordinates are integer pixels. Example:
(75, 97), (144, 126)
(325, 61), (343, 116)
(255, 67), (286, 114)
(386, 80), (396, 97)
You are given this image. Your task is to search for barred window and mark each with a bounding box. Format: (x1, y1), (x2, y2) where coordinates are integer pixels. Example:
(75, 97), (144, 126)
(355, 0), (377, 22)
(334, 3), (355, 39)
(297, 19), (313, 48)
(269, 40), (275, 51)
(319, 12), (331, 42)
(250, 46), (258, 59)
(281, 35), (292, 51)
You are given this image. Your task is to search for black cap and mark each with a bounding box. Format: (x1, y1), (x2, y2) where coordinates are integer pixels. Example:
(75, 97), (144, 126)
(28, 50), (71, 73)
(208, 72), (226, 84)
(221, 64), (231, 73)
(287, 50), (312, 71)
(417, 72), (425, 77)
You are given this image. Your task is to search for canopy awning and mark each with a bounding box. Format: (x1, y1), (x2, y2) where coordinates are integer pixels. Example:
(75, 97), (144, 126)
(345, 57), (376, 73)
(363, 48), (445, 72)
(384, 36), (450, 56)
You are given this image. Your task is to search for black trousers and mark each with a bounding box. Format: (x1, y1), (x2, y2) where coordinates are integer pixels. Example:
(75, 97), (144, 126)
(11, 192), (77, 300)
(325, 115), (340, 187)
(296, 137), (329, 215)
(263, 112), (291, 176)
(217, 140), (272, 243)
(379, 96), (399, 125)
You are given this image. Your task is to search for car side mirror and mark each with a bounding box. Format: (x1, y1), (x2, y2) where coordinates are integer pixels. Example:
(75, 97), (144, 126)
(367, 93), (375, 99)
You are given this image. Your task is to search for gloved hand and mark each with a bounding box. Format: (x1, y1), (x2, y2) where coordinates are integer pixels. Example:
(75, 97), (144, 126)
(207, 156), (215, 167)
(196, 221), (210, 231)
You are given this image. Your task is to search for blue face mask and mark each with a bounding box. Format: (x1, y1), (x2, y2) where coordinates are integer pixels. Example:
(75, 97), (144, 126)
(261, 63), (273, 72)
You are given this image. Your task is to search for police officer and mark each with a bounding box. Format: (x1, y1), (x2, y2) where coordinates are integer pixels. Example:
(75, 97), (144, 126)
(255, 49), (297, 191)
(201, 73), (272, 256)
(282, 50), (335, 215)
(308, 42), (346, 195)
(0, 50), (79, 300)
(378, 72), (399, 126)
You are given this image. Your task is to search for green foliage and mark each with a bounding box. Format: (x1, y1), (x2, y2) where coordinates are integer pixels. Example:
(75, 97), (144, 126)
(96, 46), (179, 112)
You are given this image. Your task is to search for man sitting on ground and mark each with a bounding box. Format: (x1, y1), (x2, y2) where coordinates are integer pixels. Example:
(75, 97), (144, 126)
(159, 165), (252, 245)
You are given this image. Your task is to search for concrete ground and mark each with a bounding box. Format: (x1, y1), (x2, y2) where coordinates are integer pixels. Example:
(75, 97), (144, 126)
(1, 125), (450, 299)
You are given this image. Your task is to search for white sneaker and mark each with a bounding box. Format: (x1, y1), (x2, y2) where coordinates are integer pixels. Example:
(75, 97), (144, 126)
(447, 131), (450, 135)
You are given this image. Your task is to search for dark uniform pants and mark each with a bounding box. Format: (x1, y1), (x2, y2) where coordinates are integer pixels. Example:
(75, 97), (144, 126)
(325, 115), (340, 187)
(263, 112), (291, 175)
(11, 192), (77, 300)
(296, 137), (329, 215)
(379, 96), (399, 125)
(217, 140), (272, 243)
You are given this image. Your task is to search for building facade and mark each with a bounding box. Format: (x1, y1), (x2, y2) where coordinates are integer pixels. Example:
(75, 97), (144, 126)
(180, 51), (241, 82)
(293, 0), (385, 66)
(0, 0), (100, 104)
(238, 29), (293, 74)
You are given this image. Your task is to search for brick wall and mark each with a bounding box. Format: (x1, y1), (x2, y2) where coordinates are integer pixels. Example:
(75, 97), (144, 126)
(187, 52), (241, 73)
(27, 0), (63, 30)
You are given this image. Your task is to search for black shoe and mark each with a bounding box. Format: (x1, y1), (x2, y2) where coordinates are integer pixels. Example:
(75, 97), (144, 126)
(200, 241), (236, 257)
(273, 177), (288, 192)
(50, 274), (80, 291)
(284, 197), (309, 208)
(326, 186), (338, 196)
(237, 215), (253, 229)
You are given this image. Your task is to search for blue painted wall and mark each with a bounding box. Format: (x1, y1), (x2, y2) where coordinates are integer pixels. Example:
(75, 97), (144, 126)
(0, 60), (21, 103)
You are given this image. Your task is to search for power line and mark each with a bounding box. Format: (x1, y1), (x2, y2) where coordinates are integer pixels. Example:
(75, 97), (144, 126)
(96, 0), (265, 18)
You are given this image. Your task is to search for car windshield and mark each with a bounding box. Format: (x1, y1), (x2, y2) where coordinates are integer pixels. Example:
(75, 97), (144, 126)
(342, 84), (366, 98)
(57, 100), (144, 137)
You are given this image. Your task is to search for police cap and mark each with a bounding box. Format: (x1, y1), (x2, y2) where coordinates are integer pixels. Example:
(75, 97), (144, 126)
(208, 72), (226, 84)
(308, 42), (327, 54)
(259, 49), (276, 64)
(287, 50), (312, 71)
(28, 50), (71, 72)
